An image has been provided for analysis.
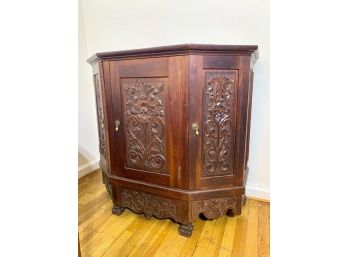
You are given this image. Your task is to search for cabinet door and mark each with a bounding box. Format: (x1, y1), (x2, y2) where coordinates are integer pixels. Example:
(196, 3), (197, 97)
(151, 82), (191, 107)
(188, 55), (252, 190)
(109, 58), (186, 187)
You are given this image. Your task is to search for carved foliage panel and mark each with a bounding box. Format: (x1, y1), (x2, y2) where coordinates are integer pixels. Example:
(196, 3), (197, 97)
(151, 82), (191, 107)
(121, 188), (176, 220)
(202, 71), (238, 177)
(121, 79), (168, 174)
(94, 74), (107, 158)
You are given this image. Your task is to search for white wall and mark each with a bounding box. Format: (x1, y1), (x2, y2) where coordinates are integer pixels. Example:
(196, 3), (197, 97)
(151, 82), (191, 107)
(79, 0), (269, 199)
(78, 0), (100, 177)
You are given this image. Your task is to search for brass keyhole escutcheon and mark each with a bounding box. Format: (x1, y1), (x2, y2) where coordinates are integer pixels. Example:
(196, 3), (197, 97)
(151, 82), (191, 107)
(115, 120), (120, 132)
(192, 123), (199, 136)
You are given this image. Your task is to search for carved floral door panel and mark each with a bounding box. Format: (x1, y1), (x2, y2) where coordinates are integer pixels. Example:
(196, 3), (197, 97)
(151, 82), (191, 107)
(121, 78), (168, 174)
(202, 71), (238, 177)
(200, 70), (239, 189)
(116, 77), (171, 186)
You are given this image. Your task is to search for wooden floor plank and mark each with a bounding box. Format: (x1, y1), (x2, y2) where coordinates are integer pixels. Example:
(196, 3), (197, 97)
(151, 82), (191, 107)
(140, 220), (173, 257)
(178, 219), (205, 257)
(101, 230), (133, 257)
(257, 202), (270, 257)
(128, 219), (167, 257)
(238, 199), (249, 221)
(191, 219), (216, 257)
(81, 211), (135, 253)
(244, 199), (259, 257)
(115, 217), (160, 257)
(165, 230), (188, 257)
(102, 217), (156, 257)
(152, 221), (180, 257)
(78, 192), (110, 224)
(231, 218), (248, 257)
(78, 170), (270, 257)
(205, 216), (228, 257)
(217, 216), (237, 257)
(79, 202), (112, 240)
(89, 214), (138, 257)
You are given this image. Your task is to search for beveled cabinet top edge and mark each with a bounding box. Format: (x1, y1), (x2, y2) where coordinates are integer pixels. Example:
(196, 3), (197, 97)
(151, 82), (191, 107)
(87, 44), (259, 64)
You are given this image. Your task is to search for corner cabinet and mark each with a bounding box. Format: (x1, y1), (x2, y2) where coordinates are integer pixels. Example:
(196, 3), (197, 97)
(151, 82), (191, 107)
(87, 44), (258, 237)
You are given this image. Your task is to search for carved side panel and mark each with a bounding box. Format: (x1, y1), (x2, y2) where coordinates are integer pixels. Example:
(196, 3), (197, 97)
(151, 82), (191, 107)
(121, 189), (176, 220)
(122, 80), (168, 174)
(194, 196), (240, 220)
(202, 72), (237, 177)
(93, 74), (107, 158)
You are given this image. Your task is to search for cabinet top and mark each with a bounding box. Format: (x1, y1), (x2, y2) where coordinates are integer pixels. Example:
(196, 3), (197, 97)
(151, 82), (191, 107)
(87, 44), (258, 64)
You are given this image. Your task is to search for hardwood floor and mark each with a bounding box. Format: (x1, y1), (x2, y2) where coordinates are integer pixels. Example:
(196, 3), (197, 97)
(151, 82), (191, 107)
(78, 170), (270, 257)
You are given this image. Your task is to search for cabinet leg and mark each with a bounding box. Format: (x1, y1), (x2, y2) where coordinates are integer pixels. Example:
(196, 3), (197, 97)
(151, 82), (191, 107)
(242, 194), (247, 206)
(226, 209), (235, 217)
(112, 206), (125, 216)
(178, 223), (193, 237)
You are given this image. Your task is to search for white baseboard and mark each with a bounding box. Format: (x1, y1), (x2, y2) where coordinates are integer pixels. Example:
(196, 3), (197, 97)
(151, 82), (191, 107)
(245, 183), (270, 201)
(78, 159), (100, 178)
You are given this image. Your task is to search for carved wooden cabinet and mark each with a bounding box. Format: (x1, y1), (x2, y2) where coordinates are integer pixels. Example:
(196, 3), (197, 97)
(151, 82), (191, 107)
(87, 44), (258, 237)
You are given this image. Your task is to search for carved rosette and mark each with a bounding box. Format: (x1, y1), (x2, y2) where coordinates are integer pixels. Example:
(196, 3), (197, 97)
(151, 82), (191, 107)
(194, 196), (240, 220)
(94, 74), (107, 158)
(122, 81), (167, 173)
(203, 72), (237, 177)
(121, 189), (176, 220)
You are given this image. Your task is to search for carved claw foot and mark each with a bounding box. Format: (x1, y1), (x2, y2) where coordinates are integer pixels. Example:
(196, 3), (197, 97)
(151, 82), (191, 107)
(112, 206), (125, 216)
(226, 209), (235, 217)
(178, 223), (193, 237)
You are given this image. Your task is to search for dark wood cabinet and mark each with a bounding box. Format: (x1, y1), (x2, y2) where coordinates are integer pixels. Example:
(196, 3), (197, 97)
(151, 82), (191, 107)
(87, 44), (258, 237)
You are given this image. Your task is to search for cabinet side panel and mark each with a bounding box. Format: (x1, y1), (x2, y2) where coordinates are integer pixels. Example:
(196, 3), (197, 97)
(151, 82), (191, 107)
(91, 62), (111, 173)
(93, 73), (107, 160)
(245, 71), (254, 169)
(101, 61), (115, 174)
(233, 57), (253, 186)
(243, 70), (254, 186)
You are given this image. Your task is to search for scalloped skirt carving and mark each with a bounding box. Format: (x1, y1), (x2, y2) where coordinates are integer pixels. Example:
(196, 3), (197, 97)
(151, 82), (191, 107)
(109, 182), (244, 237)
(121, 188), (178, 221)
(193, 196), (242, 220)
